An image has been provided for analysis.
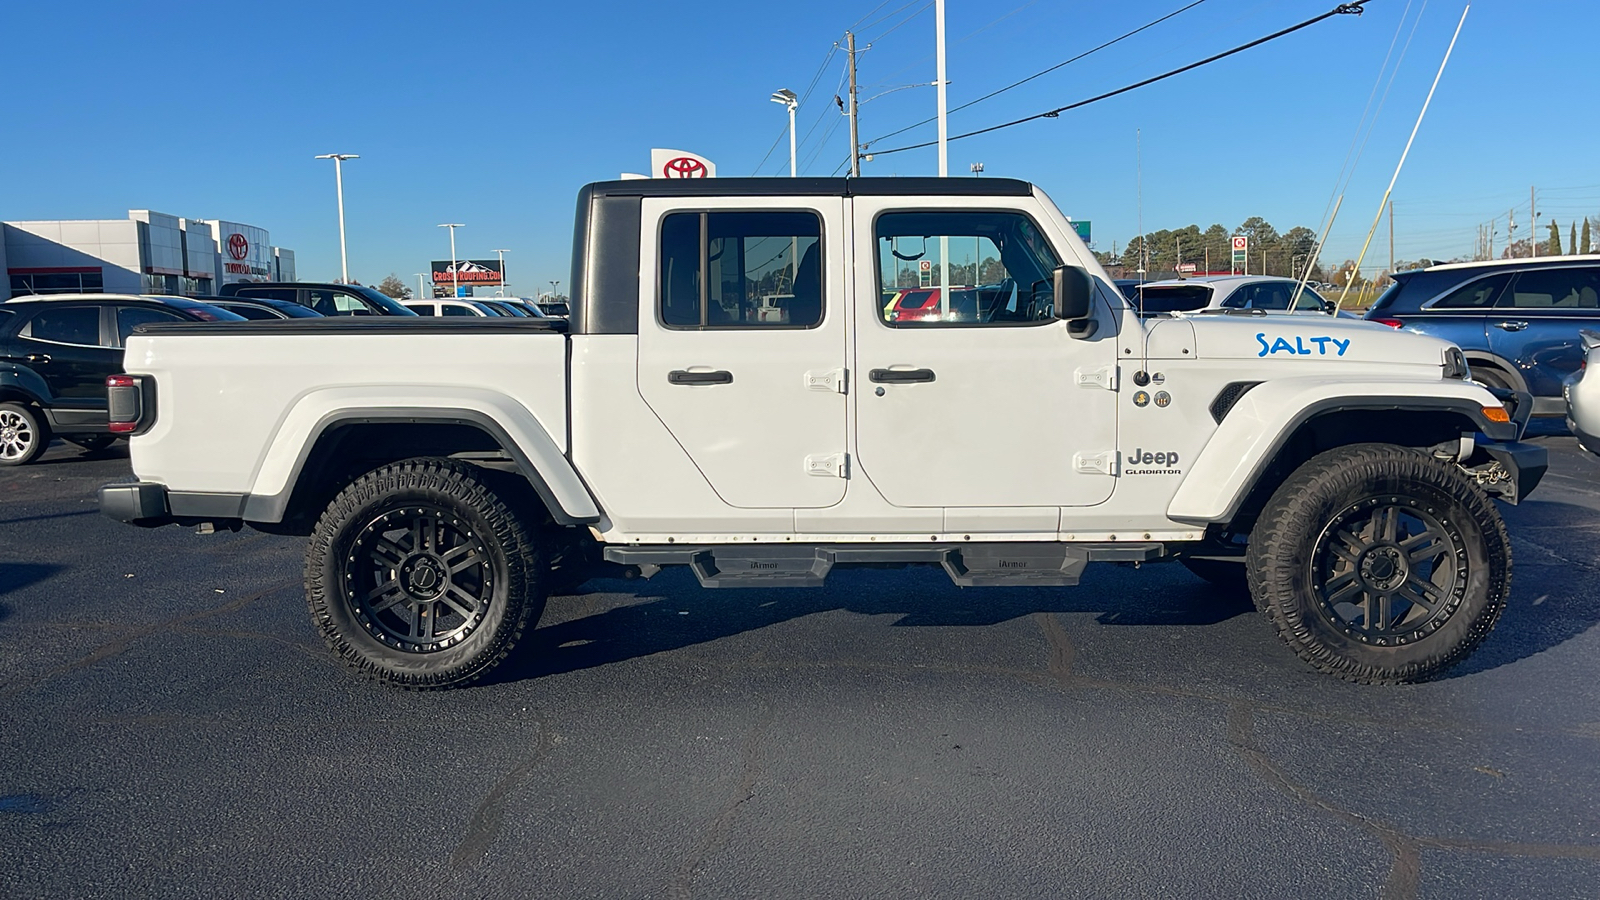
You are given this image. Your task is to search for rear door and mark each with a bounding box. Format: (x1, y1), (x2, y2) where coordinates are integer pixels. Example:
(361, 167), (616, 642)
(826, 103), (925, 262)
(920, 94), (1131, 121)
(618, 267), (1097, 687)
(1489, 265), (1600, 397)
(636, 197), (848, 509)
(15, 304), (118, 404)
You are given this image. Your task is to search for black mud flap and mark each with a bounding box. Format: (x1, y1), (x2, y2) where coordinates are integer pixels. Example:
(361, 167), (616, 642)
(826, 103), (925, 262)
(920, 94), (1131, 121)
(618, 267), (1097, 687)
(1474, 440), (1548, 505)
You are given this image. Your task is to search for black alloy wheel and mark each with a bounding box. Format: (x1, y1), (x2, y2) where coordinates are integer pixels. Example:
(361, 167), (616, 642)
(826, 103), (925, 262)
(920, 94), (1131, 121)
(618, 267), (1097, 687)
(1246, 443), (1511, 684)
(305, 457), (545, 688)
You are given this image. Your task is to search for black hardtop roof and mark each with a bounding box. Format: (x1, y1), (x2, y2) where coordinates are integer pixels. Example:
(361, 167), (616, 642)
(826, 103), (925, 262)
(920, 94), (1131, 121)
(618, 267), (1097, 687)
(582, 176), (1034, 199)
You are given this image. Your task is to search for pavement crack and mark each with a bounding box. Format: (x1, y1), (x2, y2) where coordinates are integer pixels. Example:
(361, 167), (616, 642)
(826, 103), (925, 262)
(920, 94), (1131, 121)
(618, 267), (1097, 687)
(1032, 612), (1077, 687)
(667, 701), (775, 900)
(450, 714), (554, 870)
(0, 577), (297, 698)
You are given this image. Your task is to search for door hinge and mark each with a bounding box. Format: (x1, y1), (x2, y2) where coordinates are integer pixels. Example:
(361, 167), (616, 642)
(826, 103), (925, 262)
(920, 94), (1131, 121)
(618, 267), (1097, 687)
(1075, 365), (1119, 391)
(805, 453), (849, 478)
(805, 368), (849, 394)
(1073, 451), (1117, 476)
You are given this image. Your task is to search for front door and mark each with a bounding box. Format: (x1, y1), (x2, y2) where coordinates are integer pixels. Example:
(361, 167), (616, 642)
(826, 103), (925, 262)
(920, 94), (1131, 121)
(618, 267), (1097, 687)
(852, 200), (1119, 509)
(1488, 266), (1600, 398)
(636, 198), (848, 509)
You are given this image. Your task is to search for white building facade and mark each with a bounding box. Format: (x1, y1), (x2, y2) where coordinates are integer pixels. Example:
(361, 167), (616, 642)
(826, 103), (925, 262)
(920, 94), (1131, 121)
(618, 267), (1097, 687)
(3, 210), (295, 298)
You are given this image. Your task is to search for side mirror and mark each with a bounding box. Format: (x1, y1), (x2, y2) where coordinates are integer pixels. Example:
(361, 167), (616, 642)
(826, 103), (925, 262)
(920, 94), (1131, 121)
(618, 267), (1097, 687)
(1053, 265), (1094, 321)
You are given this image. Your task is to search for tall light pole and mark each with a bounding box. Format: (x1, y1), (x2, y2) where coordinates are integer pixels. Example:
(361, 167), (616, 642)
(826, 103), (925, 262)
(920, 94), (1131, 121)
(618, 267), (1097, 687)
(770, 88), (798, 177)
(314, 153), (359, 283)
(935, 0), (948, 178)
(549, 280), (559, 302)
(438, 224), (464, 297)
(413, 273), (427, 301)
(494, 249), (510, 297)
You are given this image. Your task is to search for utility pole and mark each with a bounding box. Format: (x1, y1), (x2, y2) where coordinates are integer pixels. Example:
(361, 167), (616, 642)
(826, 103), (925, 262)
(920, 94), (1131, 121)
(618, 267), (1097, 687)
(1530, 186), (1538, 258)
(1490, 216), (1496, 259)
(1508, 207), (1517, 258)
(1388, 198), (1395, 275)
(847, 31), (861, 177)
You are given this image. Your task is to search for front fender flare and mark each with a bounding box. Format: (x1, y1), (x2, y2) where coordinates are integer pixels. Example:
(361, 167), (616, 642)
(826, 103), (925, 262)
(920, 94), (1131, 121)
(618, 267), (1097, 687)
(1167, 378), (1513, 525)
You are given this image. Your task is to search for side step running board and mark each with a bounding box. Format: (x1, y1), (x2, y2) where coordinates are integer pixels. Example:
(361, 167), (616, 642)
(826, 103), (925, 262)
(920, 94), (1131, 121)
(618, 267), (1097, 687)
(603, 542), (1165, 589)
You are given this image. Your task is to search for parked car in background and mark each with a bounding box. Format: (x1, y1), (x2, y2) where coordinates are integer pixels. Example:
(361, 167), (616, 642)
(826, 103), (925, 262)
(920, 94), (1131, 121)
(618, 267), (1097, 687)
(477, 299), (530, 317)
(190, 295), (324, 320)
(219, 282), (417, 317)
(403, 299), (503, 317)
(1112, 279), (1145, 300)
(1364, 256), (1600, 416)
(539, 297), (570, 317)
(1566, 330), (1600, 454)
(501, 299), (549, 317)
(0, 293), (243, 465)
(1130, 276), (1340, 316)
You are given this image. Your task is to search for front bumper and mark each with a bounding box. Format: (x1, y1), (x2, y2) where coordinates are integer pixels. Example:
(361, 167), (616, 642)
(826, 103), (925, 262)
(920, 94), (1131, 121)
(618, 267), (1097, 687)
(1473, 440), (1547, 505)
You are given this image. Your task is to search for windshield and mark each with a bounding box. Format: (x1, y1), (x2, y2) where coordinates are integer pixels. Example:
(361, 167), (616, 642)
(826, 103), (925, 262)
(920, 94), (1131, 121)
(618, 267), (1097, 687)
(352, 286), (419, 316)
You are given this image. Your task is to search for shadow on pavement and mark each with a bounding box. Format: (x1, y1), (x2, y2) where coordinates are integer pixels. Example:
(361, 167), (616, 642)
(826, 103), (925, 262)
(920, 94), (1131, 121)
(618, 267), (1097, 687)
(494, 564), (1254, 684)
(0, 563), (65, 599)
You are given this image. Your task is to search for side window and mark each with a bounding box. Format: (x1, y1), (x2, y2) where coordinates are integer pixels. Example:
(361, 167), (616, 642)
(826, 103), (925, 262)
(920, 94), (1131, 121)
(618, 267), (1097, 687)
(408, 304), (438, 316)
(875, 210), (1060, 326)
(1504, 268), (1600, 310)
(1432, 274), (1510, 309)
(305, 289), (369, 316)
(25, 306), (102, 346)
(1295, 287), (1328, 311)
(441, 304), (475, 317)
(222, 304), (277, 321)
(117, 307), (186, 342)
(236, 287), (298, 303)
(659, 210), (823, 328)
(1243, 283), (1293, 311)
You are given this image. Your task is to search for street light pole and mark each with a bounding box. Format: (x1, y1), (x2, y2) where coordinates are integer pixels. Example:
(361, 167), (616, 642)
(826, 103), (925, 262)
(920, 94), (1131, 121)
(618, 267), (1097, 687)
(935, 0), (948, 178)
(494, 249), (509, 297)
(549, 280), (559, 302)
(314, 153), (359, 283)
(438, 224), (464, 297)
(770, 89), (798, 177)
(413, 273), (427, 300)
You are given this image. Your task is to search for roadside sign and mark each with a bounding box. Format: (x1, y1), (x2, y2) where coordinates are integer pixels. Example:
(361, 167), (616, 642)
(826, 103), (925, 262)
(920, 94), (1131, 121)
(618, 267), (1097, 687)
(1176, 262), (1196, 274)
(918, 259), (932, 287)
(1071, 221), (1091, 242)
(1231, 235), (1248, 251)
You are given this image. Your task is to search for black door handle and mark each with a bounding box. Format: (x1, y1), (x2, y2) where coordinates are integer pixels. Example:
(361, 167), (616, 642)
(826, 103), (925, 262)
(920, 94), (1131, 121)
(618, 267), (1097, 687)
(869, 368), (935, 384)
(668, 369), (733, 385)
(25, 354), (51, 364)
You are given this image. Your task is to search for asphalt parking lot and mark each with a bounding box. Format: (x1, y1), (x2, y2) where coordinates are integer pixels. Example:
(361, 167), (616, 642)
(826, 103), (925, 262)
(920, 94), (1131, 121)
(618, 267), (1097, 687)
(2, 438), (1597, 900)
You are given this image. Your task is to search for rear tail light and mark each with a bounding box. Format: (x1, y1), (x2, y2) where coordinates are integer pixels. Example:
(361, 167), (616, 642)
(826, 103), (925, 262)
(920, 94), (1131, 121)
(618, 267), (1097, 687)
(1373, 318), (1405, 329)
(106, 374), (150, 435)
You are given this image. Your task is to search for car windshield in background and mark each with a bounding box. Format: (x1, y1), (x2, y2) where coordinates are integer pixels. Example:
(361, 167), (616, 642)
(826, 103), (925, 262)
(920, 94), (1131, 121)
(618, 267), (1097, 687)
(352, 287), (418, 316)
(1132, 284), (1212, 314)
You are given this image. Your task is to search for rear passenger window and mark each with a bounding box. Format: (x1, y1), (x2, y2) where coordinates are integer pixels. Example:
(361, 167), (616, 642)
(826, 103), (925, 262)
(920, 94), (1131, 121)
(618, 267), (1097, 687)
(441, 305), (475, 317)
(1504, 268), (1600, 309)
(659, 211), (823, 328)
(875, 210), (1060, 326)
(117, 307), (185, 341)
(236, 287), (299, 303)
(1432, 274), (1509, 309)
(26, 306), (101, 345)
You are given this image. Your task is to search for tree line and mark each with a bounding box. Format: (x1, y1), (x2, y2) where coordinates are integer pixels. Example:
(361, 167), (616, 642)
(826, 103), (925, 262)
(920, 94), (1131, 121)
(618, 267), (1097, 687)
(1097, 218), (1324, 280)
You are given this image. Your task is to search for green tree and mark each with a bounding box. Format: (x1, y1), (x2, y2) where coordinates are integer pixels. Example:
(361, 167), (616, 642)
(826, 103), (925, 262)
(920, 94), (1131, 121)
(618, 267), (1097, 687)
(1571, 222), (1578, 255)
(1582, 218), (1592, 255)
(1547, 221), (1562, 256)
(376, 273), (411, 299)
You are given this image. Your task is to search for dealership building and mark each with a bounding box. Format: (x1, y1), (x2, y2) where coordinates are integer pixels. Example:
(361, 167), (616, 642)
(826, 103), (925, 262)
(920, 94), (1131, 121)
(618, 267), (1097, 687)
(2, 210), (294, 298)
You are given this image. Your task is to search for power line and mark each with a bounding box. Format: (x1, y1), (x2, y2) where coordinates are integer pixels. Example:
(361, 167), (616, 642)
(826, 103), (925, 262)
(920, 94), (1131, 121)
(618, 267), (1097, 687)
(865, 0), (1212, 149)
(867, 0), (1373, 157)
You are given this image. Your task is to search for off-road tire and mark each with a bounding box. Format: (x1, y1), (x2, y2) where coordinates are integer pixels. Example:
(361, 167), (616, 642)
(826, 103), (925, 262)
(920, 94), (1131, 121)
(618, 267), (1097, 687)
(304, 457), (545, 689)
(65, 434), (117, 454)
(0, 402), (50, 466)
(1180, 557), (1249, 595)
(1245, 443), (1511, 684)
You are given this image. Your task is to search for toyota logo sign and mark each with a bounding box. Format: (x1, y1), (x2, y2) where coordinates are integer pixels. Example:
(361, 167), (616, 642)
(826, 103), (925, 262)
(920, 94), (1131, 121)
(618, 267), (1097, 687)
(227, 233), (250, 260)
(662, 157), (709, 179)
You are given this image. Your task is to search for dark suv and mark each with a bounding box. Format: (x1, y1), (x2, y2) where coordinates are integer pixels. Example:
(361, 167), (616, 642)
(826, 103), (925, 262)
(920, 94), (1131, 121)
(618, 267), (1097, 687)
(1365, 257), (1600, 415)
(218, 282), (416, 316)
(0, 294), (243, 465)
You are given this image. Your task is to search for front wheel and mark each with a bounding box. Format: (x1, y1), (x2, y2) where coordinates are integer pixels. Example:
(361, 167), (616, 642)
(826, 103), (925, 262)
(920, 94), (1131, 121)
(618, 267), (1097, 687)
(1246, 444), (1511, 684)
(304, 457), (546, 689)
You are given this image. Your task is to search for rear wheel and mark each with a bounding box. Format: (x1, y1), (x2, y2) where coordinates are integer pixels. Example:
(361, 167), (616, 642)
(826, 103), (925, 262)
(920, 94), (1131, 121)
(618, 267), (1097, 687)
(1245, 443), (1511, 684)
(304, 457), (545, 689)
(0, 402), (50, 466)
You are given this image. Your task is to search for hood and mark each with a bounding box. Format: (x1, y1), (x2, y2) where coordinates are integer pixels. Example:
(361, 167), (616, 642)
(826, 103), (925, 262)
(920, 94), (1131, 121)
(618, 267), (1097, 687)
(1185, 313), (1455, 365)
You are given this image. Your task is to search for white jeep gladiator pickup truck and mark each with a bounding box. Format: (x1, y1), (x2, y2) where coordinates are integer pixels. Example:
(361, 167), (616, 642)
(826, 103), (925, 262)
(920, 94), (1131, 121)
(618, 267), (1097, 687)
(99, 177), (1546, 688)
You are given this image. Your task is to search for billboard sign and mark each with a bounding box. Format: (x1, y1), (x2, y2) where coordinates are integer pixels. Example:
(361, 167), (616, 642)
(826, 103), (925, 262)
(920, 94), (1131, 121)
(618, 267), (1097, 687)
(430, 259), (504, 287)
(1071, 220), (1091, 242)
(651, 148), (717, 179)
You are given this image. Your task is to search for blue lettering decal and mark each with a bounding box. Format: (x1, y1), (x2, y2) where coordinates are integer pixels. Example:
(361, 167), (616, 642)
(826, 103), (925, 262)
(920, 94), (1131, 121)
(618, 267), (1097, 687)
(1309, 336), (1332, 354)
(1333, 337), (1350, 356)
(1256, 333), (1270, 357)
(1271, 337), (1297, 355)
(1295, 336), (1309, 355)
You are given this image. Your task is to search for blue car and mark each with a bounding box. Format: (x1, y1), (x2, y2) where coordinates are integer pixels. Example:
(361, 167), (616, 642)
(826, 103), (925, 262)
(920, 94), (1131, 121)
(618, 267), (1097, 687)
(1364, 257), (1600, 416)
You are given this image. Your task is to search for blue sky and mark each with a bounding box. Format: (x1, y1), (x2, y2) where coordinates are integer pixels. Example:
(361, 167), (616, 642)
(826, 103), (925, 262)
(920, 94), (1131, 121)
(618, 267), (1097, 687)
(3, 0), (1596, 290)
